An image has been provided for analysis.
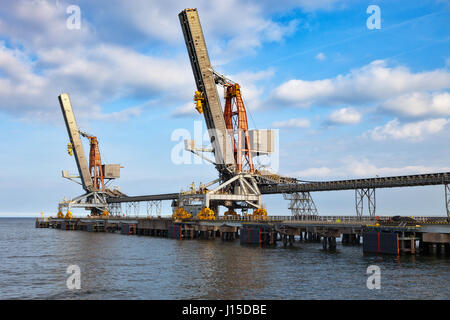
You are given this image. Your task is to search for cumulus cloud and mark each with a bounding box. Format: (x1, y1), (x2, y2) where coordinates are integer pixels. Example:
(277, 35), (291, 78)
(226, 69), (275, 111)
(0, 0), (302, 122)
(328, 107), (361, 124)
(291, 158), (450, 179)
(61, 0), (301, 61)
(272, 60), (450, 108)
(258, 0), (342, 12)
(272, 117), (310, 128)
(171, 102), (199, 118)
(293, 166), (332, 177)
(170, 68), (275, 119)
(78, 105), (142, 122)
(381, 92), (450, 117)
(365, 118), (449, 141)
(0, 42), (193, 121)
(0, 0), (93, 49)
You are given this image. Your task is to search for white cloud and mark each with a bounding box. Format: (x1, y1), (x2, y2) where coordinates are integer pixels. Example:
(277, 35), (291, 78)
(347, 160), (450, 177)
(171, 68), (274, 118)
(77, 105), (142, 122)
(292, 0), (342, 11)
(328, 107), (361, 124)
(0, 41), (194, 121)
(381, 91), (450, 117)
(171, 102), (199, 118)
(70, 0), (301, 62)
(293, 166), (332, 177)
(0, 1), (92, 49)
(272, 118), (310, 128)
(0, 0), (292, 122)
(291, 158), (450, 179)
(315, 52), (326, 61)
(257, 0), (342, 12)
(225, 69), (275, 112)
(365, 118), (449, 141)
(272, 60), (450, 107)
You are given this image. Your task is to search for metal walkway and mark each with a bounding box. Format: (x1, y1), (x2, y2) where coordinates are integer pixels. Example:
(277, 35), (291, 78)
(108, 172), (450, 203)
(259, 172), (450, 194)
(107, 193), (179, 203)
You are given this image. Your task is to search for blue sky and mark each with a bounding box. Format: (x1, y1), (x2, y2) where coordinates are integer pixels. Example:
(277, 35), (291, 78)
(0, 0), (449, 217)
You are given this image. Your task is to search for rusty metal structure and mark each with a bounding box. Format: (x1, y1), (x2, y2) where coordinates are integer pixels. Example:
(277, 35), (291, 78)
(79, 131), (105, 192)
(219, 74), (254, 174)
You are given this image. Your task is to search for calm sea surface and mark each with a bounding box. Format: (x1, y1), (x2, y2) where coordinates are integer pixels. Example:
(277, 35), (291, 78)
(0, 218), (449, 300)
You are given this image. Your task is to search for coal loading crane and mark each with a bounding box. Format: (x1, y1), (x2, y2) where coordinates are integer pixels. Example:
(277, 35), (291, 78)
(58, 93), (124, 217)
(177, 8), (277, 219)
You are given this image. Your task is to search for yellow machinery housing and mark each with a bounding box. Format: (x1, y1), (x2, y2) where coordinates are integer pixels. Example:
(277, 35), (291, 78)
(198, 207), (215, 220)
(67, 143), (73, 156)
(252, 208), (268, 220)
(193, 91), (204, 114)
(173, 207), (193, 220)
(64, 210), (72, 219)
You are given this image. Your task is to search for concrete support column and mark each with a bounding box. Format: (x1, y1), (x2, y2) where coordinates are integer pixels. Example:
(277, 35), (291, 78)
(289, 235), (294, 246)
(432, 244), (437, 255)
(328, 237), (337, 250)
(323, 236), (328, 250)
(342, 234), (348, 244)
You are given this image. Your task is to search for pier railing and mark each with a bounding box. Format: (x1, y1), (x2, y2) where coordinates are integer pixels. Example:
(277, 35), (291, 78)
(216, 215), (373, 223)
(215, 215), (448, 224)
(38, 215), (448, 224)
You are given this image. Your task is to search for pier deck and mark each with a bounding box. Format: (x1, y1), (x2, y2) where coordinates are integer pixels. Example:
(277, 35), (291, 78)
(35, 215), (450, 255)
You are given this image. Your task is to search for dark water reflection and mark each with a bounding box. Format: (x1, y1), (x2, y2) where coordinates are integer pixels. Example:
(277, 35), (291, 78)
(0, 218), (449, 299)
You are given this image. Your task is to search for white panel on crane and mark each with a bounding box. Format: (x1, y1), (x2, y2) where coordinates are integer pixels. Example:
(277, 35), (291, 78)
(102, 164), (121, 179)
(249, 129), (275, 155)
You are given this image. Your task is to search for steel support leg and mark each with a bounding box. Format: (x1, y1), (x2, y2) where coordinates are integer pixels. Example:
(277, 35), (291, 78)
(283, 192), (318, 219)
(355, 188), (376, 219)
(125, 202), (139, 217)
(445, 184), (450, 221)
(146, 200), (162, 217)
